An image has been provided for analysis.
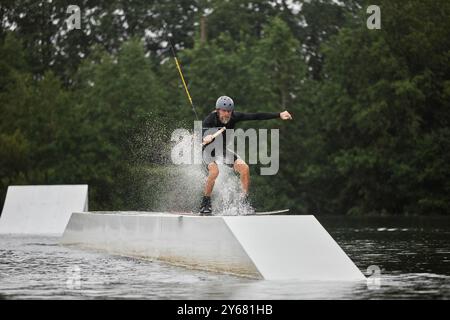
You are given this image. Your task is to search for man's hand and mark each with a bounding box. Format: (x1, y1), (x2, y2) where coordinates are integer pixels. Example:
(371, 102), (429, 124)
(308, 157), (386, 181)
(203, 134), (214, 145)
(280, 111), (293, 120)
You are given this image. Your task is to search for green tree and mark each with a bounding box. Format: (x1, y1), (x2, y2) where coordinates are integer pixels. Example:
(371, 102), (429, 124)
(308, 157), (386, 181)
(293, 0), (450, 215)
(71, 38), (168, 209)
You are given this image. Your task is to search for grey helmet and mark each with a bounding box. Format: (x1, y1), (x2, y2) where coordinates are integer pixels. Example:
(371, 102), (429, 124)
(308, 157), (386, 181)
(215, 96), (234, 111)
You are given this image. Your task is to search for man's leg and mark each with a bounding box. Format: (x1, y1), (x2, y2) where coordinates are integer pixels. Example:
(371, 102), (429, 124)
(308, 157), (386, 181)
(233, 159), (250, 195)
(204, 162), (219, 196)
(200, 162), (219, 215)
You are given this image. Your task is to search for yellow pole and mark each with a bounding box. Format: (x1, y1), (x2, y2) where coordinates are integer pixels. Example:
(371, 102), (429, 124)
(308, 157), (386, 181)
(169, 41), (199, 120)
(174, 57), (193, 107)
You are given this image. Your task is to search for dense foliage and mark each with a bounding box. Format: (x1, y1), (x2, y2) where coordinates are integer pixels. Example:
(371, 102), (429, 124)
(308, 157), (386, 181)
(1, 0), (449, 215)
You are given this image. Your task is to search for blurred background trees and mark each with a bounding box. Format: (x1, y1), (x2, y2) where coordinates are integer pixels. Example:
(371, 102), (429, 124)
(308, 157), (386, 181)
(1, 0), (449, 215)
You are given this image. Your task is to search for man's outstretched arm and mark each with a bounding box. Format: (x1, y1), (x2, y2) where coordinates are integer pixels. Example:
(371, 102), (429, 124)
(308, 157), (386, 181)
(234, 111), (293, 121)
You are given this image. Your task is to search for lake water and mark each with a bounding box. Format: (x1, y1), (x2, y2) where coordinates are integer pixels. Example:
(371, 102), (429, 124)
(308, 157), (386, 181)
(0, 216), (449, 299)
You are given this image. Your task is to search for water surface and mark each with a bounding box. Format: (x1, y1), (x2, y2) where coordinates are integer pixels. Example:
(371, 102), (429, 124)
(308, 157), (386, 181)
(0, 216), (449, 299)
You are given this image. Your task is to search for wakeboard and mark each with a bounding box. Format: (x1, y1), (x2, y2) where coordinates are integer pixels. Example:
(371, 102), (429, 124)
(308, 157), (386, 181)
(167, 209), (290, 216)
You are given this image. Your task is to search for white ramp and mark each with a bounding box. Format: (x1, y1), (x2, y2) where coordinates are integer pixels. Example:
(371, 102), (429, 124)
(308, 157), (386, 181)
(61, 212), (365, 281)
(223, 216), (364, 280)
(0, 185), (88, 235)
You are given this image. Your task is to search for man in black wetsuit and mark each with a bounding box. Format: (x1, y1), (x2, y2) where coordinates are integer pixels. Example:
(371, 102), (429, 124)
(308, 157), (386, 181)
(200, 95), (292, 215)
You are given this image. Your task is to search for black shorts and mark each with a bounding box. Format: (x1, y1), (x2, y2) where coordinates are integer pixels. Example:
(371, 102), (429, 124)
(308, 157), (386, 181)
(202, 148), (241, 173)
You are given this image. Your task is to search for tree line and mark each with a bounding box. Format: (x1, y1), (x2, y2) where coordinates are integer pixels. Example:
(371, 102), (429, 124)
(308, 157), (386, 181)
(0, 0), (449, 215)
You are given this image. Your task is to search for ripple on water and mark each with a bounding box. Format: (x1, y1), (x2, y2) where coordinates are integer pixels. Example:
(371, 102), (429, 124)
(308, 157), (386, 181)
(1, 217), (450, 299)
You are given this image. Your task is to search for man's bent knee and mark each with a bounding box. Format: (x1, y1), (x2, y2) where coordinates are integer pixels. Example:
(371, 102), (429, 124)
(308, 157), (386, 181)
(234, 160), (249, 175)
(208, 163), (219, 179)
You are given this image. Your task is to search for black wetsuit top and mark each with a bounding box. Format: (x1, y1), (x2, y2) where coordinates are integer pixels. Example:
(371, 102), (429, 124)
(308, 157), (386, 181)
(202, 111), (280, 165)
(202, 111), (280, 164)
(202, 111), (280, 131)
